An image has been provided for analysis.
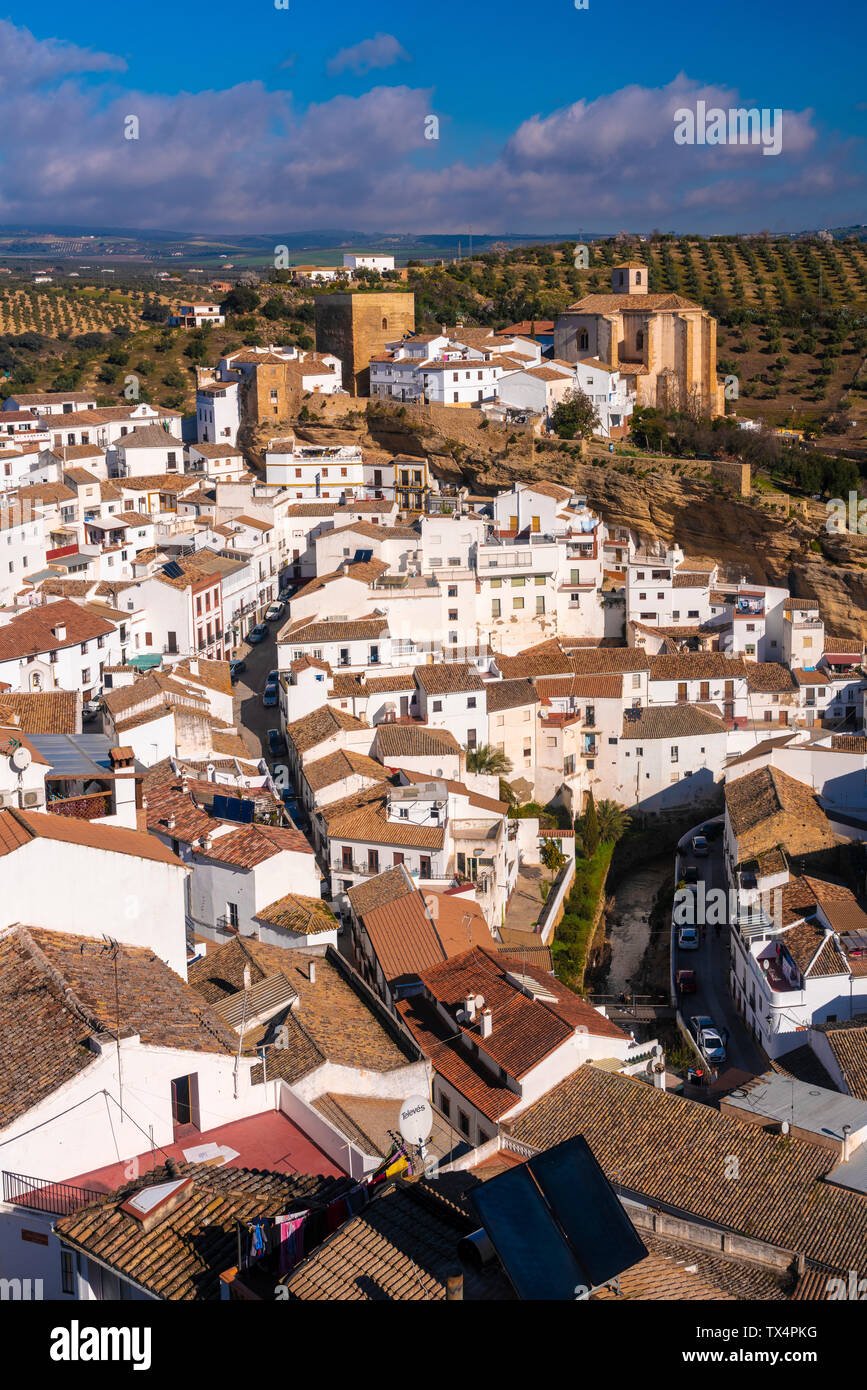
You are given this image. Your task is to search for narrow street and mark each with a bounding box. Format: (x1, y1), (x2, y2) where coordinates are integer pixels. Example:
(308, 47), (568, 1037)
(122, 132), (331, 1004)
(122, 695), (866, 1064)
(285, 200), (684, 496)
(232, 627), (282, 765)
(675, 827), (766, 1079)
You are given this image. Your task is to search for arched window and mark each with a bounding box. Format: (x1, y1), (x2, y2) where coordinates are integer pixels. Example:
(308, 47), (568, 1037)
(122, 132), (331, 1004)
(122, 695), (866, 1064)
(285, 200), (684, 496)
(31, 672), (42, 691)
(578, 330), (589, 351)
(636, 271), (642, 284)
(381, 317), (388, 330)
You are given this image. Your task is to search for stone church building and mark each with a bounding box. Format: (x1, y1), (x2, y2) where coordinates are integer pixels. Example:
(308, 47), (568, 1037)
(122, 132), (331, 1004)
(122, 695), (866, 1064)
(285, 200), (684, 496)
(554, 263), (725, 416)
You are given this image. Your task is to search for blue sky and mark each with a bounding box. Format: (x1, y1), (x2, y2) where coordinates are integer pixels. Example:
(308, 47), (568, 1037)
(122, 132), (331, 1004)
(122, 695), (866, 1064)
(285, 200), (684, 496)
(2, 0), (864, 234)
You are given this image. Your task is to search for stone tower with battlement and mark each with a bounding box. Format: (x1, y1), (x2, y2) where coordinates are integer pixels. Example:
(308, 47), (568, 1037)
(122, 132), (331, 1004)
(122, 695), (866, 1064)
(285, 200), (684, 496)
(315, 291), (415, 397)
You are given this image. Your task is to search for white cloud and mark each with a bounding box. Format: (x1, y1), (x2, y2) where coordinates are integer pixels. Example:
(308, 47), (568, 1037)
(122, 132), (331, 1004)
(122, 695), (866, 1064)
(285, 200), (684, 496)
(0, 24), (856, 235)
(326, 33), (410, 78)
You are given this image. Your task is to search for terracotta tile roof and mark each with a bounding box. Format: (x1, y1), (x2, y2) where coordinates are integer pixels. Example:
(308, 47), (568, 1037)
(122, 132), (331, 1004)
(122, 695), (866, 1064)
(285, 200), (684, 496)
(0, 690), (79, 734)
(56, 1162), (350, 1301)
(374, 723), (460, 759)
(419, 946), (625, 1080)
(285, 704), (369, 755)
(189, 442), (243, 458)
(189, 939), (416, 1078)
(649, 653), (746, 681)
(620, 706), (727, 739)
(725, 766), (837, 862)
(746, 663), (799, 694)
(484, 678), (539, 712)
(505, 1065), (867, 1273)
(326, 790), (446, 850)
(200, 822), (313, 868)
(0, 925), (236, 1128)
(281, 615), (389, 645)
(792, 669), (828, 687)
(103, 670), (209, 720)
(18, 481), (77, 504)
(396, 995), (521, 1123)
(780, 914), (848, 978)
(330, 672), (413, 696)
(116, 424), (184, 449)
(293, 558), (389, 599)
(303, 748), (385, 793)
(811, 1021), (867, 1100)
(356, 886), (447, 982)
(14, 391), (95, 406)
(291, 655), (333, 676)
(254, 893), (338, 936)
(831, 735), (867, 753)
(415, 663), (484, 695)
(535, 674), (622, 701)
(566, 291), (700, 312)
(0, 598), (116, 661)
(346, 864), (416, 916)
(327, 520), (421, 543)
(0, 807), (184, 867)
(275, 1176), (513, 1301)
(398, 770), (507, 816)
(173, 657), (233, 697)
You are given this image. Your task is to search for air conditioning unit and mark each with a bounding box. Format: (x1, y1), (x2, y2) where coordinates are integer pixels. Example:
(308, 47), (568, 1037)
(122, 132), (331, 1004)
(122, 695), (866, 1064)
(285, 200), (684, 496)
(22, 791), (41, 807)
(0, 792), (11, 808)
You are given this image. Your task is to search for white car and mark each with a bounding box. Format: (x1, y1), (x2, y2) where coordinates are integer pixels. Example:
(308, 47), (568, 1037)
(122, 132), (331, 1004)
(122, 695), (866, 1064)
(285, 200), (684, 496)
(678, 925), (699, 951)
(264, 601), (285, 621)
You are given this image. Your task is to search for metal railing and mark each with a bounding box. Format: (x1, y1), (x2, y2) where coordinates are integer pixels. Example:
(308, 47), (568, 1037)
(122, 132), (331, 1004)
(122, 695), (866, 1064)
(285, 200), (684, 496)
(2, 1170), (104, 1217)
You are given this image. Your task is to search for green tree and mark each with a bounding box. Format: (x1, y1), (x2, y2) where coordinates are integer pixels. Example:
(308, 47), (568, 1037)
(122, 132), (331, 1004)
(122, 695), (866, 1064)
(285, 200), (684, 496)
(222, 285), (260, 316)
(465, 743), (513, 776)
(596, 799), (631, 844)
(577, 790), (600, 859)
(550, 387), (600, 441)
(498, 778), (518, 807)
(540, 837), (567, 883)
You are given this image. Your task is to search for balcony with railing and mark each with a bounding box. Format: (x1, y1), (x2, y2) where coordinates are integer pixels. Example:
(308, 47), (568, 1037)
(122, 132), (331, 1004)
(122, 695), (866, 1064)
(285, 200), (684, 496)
(2, 1169), (104, 1217)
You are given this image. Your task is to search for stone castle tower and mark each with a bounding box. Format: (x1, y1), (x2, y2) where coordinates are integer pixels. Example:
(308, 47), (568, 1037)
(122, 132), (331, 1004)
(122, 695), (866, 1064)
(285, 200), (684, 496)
(315, 291), (415, 396)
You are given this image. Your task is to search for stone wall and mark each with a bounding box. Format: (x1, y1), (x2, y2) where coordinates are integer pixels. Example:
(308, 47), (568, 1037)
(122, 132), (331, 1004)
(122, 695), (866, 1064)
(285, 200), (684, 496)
(315, 292), (415, 396)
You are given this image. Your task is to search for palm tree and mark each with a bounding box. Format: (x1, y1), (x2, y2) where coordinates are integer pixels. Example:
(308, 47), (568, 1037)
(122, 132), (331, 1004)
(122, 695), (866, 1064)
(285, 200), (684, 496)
(596, 799), (631, 844)
(498, 777), (518, 807)
(465, 743), (513, 777)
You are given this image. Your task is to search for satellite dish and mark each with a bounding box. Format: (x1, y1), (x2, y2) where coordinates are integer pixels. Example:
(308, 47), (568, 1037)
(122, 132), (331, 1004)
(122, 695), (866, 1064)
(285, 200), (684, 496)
(398, 1095), (433, 1146)
(11, 745), (31, 772)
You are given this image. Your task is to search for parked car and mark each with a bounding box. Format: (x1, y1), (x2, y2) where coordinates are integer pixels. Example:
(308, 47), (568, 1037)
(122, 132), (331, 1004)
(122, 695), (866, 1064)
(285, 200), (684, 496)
(266, 670), (280, 686)
(678, 924), (700, 951)
(281, 790), (309, 828)
(676, 969), (698, 994)
(247, 624), (268, 644)
(82, 698), (102, 720)
(263, 683), (279, 707)
(689, 1015), (727, 1065)
(683, 865), (699, 885)
(229, 659), (247, 681)
(267, 728), (287, 758)
(264, 601), (285, 621)
(691, 834), (709, 857)
(698, 820), (724, 841)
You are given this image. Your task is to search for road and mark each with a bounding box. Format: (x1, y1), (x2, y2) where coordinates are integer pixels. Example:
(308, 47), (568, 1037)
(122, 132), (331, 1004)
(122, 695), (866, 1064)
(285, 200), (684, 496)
(674, 826), (766, 1081)
(232, 627), (282, 765)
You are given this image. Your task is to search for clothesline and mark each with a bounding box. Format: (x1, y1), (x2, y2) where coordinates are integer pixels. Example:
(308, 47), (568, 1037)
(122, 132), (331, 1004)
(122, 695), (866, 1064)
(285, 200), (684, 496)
(236, 1138), (412, 1273)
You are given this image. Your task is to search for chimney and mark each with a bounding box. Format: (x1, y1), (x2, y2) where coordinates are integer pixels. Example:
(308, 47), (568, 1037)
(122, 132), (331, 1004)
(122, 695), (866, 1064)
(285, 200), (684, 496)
(188, 657), (199, 675)
(167, 813), (176, 831)
(243, 965), (252, 991)
(445, 1270), (464, 1301)
(52, 623), (66, 642)
(479, 1008), (492, 1039)
(308, 960), (317, 985)
(464, 993), (476, 1023)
